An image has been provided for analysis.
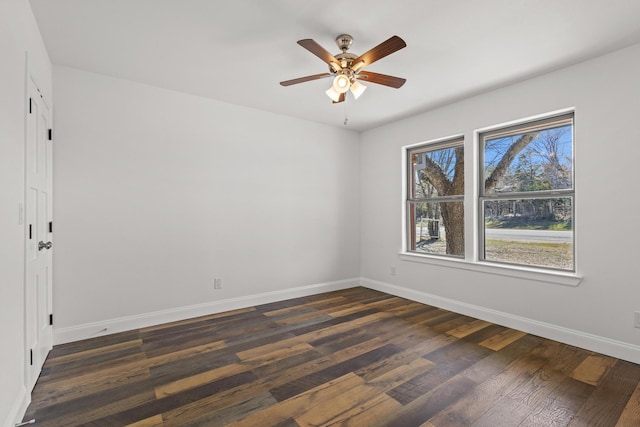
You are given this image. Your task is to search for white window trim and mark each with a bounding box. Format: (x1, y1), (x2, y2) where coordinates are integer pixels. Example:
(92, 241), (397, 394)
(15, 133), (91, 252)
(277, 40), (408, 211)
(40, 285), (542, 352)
(398, 251), (582, 286)
(400, 108), (582, 287)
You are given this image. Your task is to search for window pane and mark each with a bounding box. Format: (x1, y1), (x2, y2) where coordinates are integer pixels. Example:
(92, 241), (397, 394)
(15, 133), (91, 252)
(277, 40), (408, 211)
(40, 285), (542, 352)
(482, 197), (573, 270)
(483, 123), (573, 196)
(408, 201), (464, 257)
(411, 145), (464, 198)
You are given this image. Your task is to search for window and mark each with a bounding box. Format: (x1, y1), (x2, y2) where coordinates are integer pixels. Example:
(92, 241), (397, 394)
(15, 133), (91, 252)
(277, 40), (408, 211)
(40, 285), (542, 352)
(479, 113), (574, 271)
(406, 137), (464, 257)
(403, 111), (576, 279)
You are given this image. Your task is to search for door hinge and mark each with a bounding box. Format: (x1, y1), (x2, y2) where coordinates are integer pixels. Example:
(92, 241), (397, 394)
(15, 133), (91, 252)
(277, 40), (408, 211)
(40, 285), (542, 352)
(29, 224), (32, 239)
(30, 349), (33, 366)
(48, 128), (52, 141)
(49, 221), (53, 233)
(49, 314), (53, 326)
(29, 98), (32, 114)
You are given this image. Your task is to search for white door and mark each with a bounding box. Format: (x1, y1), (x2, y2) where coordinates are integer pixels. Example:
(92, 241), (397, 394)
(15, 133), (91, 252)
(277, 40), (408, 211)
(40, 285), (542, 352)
(25, 77), (53, 390)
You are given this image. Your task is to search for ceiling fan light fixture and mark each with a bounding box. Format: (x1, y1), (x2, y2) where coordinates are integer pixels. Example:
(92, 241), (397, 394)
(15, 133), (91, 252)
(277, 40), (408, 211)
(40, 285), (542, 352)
(332, 74), (351, 93)
(325, 86), (342, 102)
(350, 80), (367, 99)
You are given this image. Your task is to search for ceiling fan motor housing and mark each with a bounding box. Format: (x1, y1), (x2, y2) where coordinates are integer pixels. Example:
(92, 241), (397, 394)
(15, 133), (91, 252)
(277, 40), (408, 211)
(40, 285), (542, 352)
(335, 34), (353, 52)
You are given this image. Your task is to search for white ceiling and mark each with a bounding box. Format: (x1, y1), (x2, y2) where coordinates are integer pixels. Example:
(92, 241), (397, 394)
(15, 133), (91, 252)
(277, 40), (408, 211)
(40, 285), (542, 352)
(29, 0), (640, 132)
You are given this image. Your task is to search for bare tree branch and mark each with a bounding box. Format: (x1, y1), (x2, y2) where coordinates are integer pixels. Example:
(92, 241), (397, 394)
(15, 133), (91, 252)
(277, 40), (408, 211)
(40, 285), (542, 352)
(419, 155), (452, 195)
(485, 132), (539, 193)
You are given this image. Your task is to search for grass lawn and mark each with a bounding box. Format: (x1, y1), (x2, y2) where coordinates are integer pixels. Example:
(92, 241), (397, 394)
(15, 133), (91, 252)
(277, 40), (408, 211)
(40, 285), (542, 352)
(485, 239), (573, 270)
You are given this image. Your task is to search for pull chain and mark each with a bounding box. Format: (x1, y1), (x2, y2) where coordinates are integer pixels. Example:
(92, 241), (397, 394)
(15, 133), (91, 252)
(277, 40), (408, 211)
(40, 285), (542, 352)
(343, 98), (349, 126)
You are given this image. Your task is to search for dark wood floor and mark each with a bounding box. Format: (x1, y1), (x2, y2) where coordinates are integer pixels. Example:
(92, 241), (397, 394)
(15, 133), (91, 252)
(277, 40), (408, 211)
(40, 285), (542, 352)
(24, 287), (640, 426)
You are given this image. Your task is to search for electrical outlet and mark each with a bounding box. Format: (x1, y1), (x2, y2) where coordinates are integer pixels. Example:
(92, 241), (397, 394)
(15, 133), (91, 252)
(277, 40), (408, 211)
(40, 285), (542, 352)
(390, 266), (396, 276)
(214, 278), (223, 290)
(634, 311), (640, 328)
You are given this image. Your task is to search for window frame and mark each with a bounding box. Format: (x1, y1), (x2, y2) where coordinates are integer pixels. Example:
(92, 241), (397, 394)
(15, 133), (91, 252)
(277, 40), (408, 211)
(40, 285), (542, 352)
(405, 136), (465, 258)
(478, 112), (575, 272)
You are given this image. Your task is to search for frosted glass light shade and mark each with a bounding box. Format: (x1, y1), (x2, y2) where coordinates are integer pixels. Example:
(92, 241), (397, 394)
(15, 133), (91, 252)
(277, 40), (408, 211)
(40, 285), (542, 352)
(350, 80), (367, 99)
(332, 74), (350, 93)
(325, 86), (341, 102)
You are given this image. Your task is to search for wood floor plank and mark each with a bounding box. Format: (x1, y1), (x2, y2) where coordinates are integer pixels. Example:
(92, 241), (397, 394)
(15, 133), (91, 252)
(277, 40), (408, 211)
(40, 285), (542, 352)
(262, 296), (347, 317)
(26, 378), (159, 426)
(228, 373), (365, 427)
(125, 414), (164, 427)
(293, 380), (385, 426)
(46, 329), (140, 358)
(97, 371), (260, 425)
(478, 328), (528, 351)
(419, 337), (558, 426)
(463, 323), (509, 344)
(388, 340), (491, 406)
(318, 392), (402, 427)
(139, 307), (256, 333)
(32, 360), (152, 407)
(44, 338), (143, 366)
(234, 310), (389, 364)
(459, 334), (545, 384)
(472, 340), (591, 426)
(23, 287), (640, 427)
(269, 343), (402, 402)
(171, 391), (279, 427)
(156, 342), (313, 398)
(382, 374), (477, 426)
(569, 359), (640, 426)
(571, 353), (617, 385)
(446, 319), (493, 338)
(366, 357), (435, 390)
(518, 376), (593, 427)
(39, 348), (146, 384)
(616, 381), (640, 426)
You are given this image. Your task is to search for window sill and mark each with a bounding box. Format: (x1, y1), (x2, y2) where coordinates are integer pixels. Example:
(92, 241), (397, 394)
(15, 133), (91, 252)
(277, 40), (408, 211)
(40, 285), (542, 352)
(398, 252), (582, 287)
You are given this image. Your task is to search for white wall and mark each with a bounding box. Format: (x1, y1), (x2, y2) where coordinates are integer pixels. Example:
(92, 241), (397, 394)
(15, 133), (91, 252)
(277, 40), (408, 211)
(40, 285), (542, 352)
(360, 43), (640, 362)
(0, 1), (52, 425)
(52, 66), (360, 341)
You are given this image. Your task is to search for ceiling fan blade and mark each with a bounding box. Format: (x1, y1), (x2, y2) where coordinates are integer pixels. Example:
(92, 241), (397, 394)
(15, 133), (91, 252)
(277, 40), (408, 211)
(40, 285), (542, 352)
(352, 35), (406, 69)
(332, 92), (346, 104)
(297, 39), (342, 70)
(280, 73), (331, 86)
(357, 71), (406, 88)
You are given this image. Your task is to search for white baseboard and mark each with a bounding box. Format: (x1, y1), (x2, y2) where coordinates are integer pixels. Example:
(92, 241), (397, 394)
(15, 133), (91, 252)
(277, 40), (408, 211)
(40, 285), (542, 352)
(53, 278), (360, 345)
(361, 277), (640, 365)
(4, 385), (29, 427)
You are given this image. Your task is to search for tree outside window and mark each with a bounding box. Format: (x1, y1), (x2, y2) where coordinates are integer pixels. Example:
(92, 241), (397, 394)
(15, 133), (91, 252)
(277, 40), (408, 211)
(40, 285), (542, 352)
(480, 113), (574, 271)
(407, 137), (464, 257)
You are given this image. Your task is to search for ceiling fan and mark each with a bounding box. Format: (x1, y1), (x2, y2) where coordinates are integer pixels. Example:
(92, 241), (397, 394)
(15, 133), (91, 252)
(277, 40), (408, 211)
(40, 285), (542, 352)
(280, 34), (407, 103)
